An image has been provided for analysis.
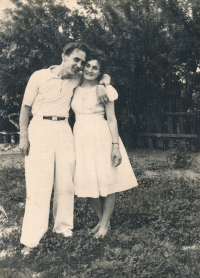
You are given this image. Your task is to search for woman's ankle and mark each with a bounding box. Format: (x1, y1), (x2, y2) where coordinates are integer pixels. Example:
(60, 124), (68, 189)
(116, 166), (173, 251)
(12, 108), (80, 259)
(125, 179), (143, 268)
(100, 220), (110, 228)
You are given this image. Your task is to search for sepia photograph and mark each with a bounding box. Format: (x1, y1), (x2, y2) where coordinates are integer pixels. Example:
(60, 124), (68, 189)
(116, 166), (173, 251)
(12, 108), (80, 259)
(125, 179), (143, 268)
(0, 0), (200, 277)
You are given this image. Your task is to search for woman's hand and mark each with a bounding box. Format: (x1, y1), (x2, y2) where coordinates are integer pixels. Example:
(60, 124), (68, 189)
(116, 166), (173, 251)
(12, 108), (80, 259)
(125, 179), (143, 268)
(111, 145), (122, 167)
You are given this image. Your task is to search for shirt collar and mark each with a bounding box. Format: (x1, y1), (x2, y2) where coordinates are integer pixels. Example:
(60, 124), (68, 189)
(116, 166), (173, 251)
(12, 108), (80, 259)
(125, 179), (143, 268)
(49, 65), (72, 79)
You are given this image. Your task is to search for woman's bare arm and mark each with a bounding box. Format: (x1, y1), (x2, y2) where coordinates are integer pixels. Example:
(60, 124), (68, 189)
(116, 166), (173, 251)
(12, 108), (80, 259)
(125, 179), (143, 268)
(105, 101), (122, 167)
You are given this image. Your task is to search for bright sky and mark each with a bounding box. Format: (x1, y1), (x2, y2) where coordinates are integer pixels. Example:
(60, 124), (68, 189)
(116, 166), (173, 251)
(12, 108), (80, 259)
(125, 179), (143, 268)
(0, 0), (80, 17)
(0, 0), (81, 18)
(62, 0), (80, 9)
(0, 0), (14, 10)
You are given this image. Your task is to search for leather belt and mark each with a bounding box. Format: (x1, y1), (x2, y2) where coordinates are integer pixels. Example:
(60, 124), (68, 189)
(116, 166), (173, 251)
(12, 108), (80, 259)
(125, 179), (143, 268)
(43, 116), (66, 121)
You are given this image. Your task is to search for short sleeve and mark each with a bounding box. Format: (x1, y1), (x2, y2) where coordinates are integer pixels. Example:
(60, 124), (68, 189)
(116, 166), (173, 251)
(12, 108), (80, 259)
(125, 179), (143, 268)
(22, 71), (39, 107)
(106, 85), (118, 101)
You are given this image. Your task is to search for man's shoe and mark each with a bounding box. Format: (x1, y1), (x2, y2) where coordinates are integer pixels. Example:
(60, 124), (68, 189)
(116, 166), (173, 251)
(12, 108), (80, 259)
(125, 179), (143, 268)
(61, 231), (73, 237)
(21, 246), (33, 255)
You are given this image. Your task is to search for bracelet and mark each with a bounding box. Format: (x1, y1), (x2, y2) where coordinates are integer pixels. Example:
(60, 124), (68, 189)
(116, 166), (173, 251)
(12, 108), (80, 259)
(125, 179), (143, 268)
(112, 142), (119, 145)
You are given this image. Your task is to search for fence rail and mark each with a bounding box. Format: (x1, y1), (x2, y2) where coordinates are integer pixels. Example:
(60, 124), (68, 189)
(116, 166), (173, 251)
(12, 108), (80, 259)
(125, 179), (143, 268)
(122, 111), (200, 151)
(1, 112), (200, 151)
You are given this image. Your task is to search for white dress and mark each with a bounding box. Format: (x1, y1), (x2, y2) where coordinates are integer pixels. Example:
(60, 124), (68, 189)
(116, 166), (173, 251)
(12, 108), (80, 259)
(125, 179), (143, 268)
(71, 85), (138, 198)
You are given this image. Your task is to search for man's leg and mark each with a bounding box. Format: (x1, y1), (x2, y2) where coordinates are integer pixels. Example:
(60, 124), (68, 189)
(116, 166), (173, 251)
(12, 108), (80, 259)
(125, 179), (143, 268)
(53, 121), (75, 236)
(20, 118), (55, 248)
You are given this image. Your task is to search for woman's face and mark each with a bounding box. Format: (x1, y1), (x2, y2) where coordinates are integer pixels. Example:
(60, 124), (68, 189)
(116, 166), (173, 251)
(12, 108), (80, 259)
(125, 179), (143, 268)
(83, 59), (101, 81)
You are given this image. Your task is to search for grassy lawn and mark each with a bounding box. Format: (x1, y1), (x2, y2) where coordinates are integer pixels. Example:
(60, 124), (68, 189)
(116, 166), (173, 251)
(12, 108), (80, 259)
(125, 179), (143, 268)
(0, 146), (200, 277)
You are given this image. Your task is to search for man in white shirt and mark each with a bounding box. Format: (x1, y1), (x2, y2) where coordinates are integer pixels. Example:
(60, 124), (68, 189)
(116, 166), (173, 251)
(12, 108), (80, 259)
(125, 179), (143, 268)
(19, 42), (109, 254)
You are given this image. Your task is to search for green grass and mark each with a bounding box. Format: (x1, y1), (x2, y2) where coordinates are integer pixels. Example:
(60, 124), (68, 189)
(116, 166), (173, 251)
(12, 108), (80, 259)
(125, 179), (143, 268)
(0, 149), (200, 277)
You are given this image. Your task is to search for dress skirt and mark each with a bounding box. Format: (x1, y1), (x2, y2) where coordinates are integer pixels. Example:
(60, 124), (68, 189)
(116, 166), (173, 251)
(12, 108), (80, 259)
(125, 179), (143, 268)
(73, 114), (138, 198)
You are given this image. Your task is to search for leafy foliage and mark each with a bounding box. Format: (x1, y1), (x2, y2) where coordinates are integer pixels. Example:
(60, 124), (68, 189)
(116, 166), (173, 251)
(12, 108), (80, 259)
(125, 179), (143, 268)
(165, 140), (195, 169)
(0, 0), (86, 130)
(0, 0), (200, 140)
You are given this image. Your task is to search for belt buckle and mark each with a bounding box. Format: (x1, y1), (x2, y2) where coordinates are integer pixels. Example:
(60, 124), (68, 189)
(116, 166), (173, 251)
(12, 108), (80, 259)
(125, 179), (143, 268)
(52, 116), (57, 121)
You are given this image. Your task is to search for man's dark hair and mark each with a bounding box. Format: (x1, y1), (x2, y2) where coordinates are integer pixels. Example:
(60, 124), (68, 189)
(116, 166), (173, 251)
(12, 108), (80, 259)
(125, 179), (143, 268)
(86, 49), (107, 81)
(63, 42), (90, 57)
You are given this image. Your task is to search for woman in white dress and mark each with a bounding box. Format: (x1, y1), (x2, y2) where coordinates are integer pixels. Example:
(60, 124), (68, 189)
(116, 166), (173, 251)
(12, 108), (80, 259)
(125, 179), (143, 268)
(71, 50), (138, 238)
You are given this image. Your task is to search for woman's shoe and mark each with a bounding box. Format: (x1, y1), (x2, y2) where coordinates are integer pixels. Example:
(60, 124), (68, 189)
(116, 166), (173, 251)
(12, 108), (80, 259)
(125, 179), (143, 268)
(93, 224), (111, 239)
(21, 246), (33, 256)
(89, 222), (101, 235)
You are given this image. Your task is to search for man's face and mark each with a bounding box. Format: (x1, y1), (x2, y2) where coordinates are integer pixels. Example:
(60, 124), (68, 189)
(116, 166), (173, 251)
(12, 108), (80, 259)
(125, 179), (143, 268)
(62, 48), (86, 76)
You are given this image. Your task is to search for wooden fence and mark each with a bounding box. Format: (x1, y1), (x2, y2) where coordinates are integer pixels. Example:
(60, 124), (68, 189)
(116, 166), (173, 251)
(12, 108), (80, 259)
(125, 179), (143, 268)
(122, 112), (200, 151)
(0, 113), (20, 144)
(0, 132), (19, 144)
(0, 112), (200, 151)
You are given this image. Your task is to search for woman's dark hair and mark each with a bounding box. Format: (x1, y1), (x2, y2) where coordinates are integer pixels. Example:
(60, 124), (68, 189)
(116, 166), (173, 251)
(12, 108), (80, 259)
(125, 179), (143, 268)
(63, 42), (90, 57)
(86, 49), (107, 81)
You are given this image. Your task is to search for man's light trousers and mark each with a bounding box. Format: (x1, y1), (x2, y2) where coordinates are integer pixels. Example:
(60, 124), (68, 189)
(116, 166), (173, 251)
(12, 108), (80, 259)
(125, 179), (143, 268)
(20, 116), (75, 248)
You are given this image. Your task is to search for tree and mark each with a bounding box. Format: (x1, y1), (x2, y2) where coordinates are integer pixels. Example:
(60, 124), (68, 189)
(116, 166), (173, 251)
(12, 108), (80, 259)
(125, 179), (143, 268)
(0, 0), (200, 143)
(76, 0), (200, 145)
(0, 0), (87, 130)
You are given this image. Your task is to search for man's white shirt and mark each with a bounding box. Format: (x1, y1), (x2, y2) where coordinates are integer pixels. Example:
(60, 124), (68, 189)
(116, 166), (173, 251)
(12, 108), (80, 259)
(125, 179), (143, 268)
(23, 66), (82, 117)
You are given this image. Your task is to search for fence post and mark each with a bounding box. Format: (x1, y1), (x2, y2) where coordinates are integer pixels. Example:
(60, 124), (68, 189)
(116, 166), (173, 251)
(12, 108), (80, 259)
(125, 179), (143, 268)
(11, 134), (16, 144)
(145, 115), (153, 149)
(2, 134), (9, 143)
(178, 115), (186, 146)
(190, 114), (198, 151)
(167, 116), (174, 148)
(137, 114), (145, 148)
(155, 116), (163, 149)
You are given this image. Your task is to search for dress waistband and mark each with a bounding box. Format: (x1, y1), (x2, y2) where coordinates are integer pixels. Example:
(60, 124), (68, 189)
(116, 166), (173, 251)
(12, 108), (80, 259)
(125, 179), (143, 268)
(75, 114), (104, 121)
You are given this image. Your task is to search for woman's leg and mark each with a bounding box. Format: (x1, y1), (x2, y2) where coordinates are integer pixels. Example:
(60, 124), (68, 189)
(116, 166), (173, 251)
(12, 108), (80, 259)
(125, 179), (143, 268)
(88, 197), (103, 222)
(94, 193), (115, 238)
(88, 197), (103, 233)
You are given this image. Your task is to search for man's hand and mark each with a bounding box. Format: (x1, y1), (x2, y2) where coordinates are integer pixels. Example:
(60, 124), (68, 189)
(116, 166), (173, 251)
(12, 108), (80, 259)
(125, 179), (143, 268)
(19, 104), (31, 156)
(111, 145), (122, 167)
(96, 85), (109, 105)
(100, 73), (110, 86)
(19, 137), (30, 156)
